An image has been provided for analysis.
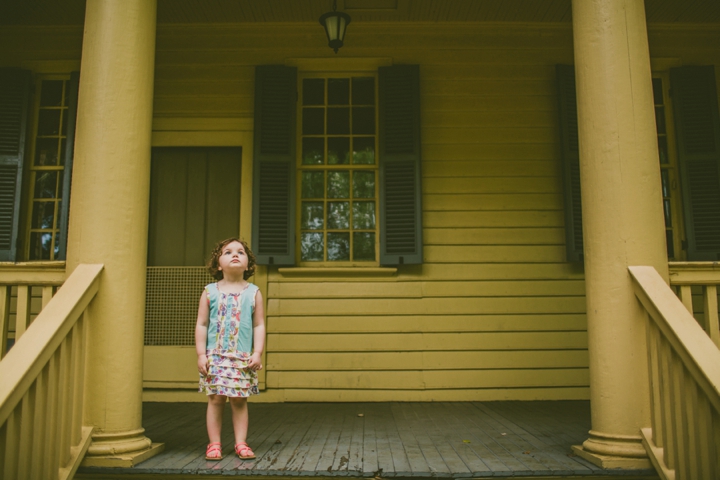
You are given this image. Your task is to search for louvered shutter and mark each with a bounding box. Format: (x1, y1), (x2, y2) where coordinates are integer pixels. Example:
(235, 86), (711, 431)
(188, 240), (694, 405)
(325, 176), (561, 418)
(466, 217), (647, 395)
(0, 69), (31, 262)
(671, 66), (720, 261)
(252, 65), (297, 265)
(56, 71), (79, 260)
(378, 65), (423, 265)
(556, 64), (584, 263)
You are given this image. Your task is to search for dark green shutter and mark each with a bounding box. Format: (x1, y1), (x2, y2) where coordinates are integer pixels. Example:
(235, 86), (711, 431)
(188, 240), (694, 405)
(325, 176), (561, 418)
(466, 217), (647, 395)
(56, 71), (79, 260)
(252, 65), (297, 265)
(378, 65), (423, 265)
(671, 66), (720, 261)
(0, 68), (31, 262)
(556, 64), (584, 263)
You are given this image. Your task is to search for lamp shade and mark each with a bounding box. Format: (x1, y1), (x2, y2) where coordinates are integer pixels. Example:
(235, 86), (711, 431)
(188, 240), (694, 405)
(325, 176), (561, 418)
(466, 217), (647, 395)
(319, 10), (351, 53)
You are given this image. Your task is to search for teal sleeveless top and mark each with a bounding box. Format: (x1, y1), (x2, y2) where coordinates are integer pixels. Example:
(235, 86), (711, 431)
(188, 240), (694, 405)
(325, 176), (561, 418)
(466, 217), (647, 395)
(205, 282), (258, 354)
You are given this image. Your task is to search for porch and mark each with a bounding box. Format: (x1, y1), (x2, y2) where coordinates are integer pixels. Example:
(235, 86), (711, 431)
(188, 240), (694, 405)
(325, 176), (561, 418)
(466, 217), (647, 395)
(75, 401), (657, 478)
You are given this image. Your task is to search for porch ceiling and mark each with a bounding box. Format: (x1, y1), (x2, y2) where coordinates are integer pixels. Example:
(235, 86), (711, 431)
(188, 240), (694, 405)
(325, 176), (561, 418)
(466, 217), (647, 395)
(2, 0), (720, 25)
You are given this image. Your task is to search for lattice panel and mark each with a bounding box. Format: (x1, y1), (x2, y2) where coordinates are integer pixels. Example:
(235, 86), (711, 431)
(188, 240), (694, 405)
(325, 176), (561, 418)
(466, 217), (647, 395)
(145, 267), (214, 346)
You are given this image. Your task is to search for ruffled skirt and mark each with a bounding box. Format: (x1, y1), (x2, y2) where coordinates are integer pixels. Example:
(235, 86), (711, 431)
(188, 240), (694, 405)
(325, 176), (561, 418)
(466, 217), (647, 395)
(199, 349), (259, 397)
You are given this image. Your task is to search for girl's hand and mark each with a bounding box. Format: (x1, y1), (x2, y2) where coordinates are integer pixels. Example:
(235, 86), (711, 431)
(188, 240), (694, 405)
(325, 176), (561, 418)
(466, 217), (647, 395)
(198, 354), (208, 376)
(248, 352), (263, 372)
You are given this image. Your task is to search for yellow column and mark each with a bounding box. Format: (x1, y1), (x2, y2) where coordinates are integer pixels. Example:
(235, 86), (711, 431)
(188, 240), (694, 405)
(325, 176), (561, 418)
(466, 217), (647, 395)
(66, 0), (163, 467)
(571, 0), (669, 469)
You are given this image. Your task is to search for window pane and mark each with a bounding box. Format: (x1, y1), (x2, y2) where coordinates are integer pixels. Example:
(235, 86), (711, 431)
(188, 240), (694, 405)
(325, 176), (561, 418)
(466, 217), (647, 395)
(666, 230), (674, 258)
(38, 109), (61, 136)
(327, 201), (350, 229)
(34, 171), (58, 199)
(35, 138), (59, 166)
(301, 232), (324, 261)
(327, 232), (350, 261)
(328, 137), (349, 165)
(303, 108), (325, 135)
(327, 171), (349, 198)
(302, 171), (324, 198)
(661, 170), (670, 198)
(353, 232), (375, 260)
(328, 78), (349, 105)
(658, 136), (668, 164)
(353, 171), (375, 198)
(655, 107), (666, 134)
(353, 201), (376, 229)
(353, 137), (375, 164)
(40, 80), (63, 107)
(302, 137), (324, 165)
(301, 202), (324, 229)
(652, 78), (663, 105)
(352, 107), (375, 135)
(303, 78), (325, 105)
(327, 107), (349, 134)
(31, 201), (55, 229)
(58, 138), (67, 166)
(29, 232), (53, 260)
(664, 199), (672, 227)
(352, 77), (374, 105)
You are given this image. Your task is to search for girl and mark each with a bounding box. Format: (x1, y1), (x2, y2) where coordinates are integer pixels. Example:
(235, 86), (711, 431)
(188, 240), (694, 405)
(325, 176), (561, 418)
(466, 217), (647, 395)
(195, 238), (265, 461)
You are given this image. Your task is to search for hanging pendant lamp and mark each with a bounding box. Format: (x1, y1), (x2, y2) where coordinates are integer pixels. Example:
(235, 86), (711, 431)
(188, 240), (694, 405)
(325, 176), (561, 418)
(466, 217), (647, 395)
(319, 0), (351, 54)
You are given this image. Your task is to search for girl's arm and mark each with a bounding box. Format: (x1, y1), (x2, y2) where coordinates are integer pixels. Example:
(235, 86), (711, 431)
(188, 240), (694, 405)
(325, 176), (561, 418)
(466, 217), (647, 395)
(194, 290), (210, 375)
(248, 290), (266, 371)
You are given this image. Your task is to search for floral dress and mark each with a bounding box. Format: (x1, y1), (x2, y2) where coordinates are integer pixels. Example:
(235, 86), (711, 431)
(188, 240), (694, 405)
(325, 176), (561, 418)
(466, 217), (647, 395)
(199, 282), (260, 397)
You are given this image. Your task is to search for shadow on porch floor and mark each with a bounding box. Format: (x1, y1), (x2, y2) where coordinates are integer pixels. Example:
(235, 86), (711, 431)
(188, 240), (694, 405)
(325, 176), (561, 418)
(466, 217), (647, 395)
(76, 401), (658, 478)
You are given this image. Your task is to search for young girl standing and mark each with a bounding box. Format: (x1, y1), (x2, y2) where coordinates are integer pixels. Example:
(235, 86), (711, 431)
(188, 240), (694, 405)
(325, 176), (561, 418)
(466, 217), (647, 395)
(195, 238), (265, 461)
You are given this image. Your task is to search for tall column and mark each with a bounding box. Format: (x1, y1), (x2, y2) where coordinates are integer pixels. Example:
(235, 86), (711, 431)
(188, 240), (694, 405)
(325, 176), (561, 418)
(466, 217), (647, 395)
(66, 0), (163, 467)
(571, 0), (669, 469)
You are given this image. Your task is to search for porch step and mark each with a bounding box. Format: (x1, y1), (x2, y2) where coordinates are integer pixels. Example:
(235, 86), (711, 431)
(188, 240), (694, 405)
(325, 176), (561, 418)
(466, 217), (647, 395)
(75, 401), (658, 479)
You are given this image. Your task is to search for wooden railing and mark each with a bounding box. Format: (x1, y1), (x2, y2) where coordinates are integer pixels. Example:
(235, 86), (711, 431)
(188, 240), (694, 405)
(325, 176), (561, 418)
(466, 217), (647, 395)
(629, 266), (720, 480)
(0, 264), (103, 480)
(669, 262), (720, 348)
(0, 262), (66, 359)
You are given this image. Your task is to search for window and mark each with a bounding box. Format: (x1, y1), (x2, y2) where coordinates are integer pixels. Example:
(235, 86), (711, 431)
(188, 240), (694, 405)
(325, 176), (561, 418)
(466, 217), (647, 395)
(652, 75), (684, 260)
(26, 77), (74, 260)
(298, 76), (378, 264)
(252, 64), (423, 267)
(557, 65), (720, 262)
(0, 69), (78, 262)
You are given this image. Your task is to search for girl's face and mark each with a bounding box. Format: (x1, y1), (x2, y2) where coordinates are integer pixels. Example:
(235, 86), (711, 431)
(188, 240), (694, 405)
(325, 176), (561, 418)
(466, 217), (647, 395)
(217, 241), (248, 275)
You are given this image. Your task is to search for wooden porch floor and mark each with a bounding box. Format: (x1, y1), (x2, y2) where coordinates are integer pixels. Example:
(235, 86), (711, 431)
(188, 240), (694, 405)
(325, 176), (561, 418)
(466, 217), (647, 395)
(77, 401), (658, 478)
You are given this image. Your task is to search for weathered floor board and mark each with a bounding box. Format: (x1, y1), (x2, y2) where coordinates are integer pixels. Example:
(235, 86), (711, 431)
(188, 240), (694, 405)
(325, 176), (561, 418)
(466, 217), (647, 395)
(77, 401), (658, 478)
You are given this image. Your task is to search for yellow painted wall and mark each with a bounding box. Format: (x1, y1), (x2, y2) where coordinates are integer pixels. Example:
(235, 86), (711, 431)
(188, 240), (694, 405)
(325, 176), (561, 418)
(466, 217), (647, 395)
(2, 22), (720, 401)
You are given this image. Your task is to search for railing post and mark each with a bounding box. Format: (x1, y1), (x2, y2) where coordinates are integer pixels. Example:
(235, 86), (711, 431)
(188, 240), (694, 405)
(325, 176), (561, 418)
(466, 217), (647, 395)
(0, 286), (9, 358)
(703, 285), (720, 347)
(14, 286), (31, 341)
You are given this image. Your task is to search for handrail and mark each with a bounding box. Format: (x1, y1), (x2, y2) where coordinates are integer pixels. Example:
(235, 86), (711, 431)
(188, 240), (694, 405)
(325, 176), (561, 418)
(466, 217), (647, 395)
(668, 262), (720, 347)
(0, 262), (67, 358)
(629, 265), (720, 480)
(0, 263), (103, 480)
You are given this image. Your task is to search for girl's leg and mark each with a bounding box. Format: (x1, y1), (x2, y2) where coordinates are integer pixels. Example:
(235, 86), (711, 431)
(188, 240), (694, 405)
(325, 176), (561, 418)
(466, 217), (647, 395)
(228, 396), (249, 445)
(206, 394), (227, 443)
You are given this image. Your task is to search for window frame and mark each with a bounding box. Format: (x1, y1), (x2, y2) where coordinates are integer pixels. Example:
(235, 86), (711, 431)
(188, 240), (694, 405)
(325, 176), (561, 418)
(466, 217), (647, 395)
(22, 73), (73, 261)
(295, 71), (381, 267)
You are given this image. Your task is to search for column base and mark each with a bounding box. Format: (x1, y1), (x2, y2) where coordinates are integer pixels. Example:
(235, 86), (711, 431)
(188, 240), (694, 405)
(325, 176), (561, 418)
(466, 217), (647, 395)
(81, 428), (165, 467)
(572, 429), (651, 469)
(572, 445), (652, 469)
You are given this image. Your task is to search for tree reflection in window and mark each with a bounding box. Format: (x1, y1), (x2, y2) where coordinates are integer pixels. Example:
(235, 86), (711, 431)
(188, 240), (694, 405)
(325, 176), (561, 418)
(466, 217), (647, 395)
(299, 76), (377, 262)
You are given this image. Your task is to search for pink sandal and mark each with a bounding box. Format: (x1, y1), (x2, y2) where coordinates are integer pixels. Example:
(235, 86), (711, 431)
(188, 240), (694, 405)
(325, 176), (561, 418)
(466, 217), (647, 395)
(205, 442), (223, 460)
(235, 442), (256, 459)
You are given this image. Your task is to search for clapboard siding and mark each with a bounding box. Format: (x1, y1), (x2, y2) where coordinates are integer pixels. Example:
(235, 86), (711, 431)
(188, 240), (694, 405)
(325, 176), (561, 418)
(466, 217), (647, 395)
(3, 21), (720, 402)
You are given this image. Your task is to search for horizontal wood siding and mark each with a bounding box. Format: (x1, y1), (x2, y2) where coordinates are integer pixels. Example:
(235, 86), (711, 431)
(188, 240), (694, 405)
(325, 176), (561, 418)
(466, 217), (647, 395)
(3, 22), (720, 401)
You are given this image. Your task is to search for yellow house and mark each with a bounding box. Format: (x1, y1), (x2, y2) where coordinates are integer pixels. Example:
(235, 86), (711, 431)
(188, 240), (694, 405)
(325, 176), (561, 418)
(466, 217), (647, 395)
(1, 0), (720, 478)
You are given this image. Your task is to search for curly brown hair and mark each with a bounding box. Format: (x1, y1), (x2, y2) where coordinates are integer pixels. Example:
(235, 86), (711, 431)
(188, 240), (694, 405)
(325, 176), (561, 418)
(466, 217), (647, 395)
(207, 238), (256, 280)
